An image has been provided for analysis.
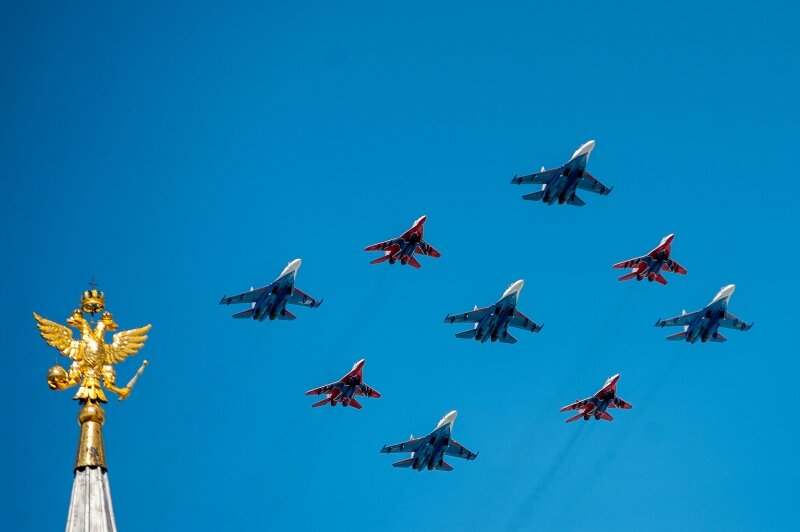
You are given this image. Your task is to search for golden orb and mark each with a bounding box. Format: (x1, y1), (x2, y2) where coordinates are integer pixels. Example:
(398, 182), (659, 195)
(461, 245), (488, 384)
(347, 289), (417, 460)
(78, 402), (105, 425)
(47, 365), (68, 390)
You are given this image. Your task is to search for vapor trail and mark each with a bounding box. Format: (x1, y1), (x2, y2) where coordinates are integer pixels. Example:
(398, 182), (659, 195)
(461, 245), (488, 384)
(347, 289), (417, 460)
(507, 422), (588, 530)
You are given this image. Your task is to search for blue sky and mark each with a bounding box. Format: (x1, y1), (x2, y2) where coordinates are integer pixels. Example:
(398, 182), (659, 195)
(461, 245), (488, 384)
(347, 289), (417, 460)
(2, 1), (798, 530)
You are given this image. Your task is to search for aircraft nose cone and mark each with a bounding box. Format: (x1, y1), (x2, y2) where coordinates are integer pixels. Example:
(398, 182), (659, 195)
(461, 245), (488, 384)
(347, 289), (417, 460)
(415, 215), (427, 226)
(722, 284), (735, 297)
(584, 140), (596, 152)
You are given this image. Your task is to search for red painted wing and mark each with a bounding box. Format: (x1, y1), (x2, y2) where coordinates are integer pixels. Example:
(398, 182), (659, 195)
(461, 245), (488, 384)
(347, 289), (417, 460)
(560, 399), (589, 412)
(612, 257), (644, 269)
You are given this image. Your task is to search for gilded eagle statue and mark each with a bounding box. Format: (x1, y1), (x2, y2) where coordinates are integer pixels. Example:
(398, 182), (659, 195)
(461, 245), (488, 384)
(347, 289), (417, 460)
(34, 289), (151, 403)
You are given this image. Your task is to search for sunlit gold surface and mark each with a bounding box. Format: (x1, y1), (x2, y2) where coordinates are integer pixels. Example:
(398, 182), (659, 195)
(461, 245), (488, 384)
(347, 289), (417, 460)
(34, 295), (151, 402)
(75, 401), (107, 470)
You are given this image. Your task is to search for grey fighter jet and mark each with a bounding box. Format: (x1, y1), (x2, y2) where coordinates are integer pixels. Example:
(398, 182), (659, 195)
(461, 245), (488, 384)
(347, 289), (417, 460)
(443, 280), (542, 344)
(380, 411), (478, 471)
(219, 258), (322, 321)
(655, 284), (753, 343)
(511, 140), (612, 206)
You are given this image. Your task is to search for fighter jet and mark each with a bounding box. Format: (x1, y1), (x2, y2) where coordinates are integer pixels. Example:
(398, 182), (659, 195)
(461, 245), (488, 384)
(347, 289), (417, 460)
(443, 280), (542, 343)
(560, 374), (632, 423)
(655, 284), (753, 343)
(510, 140), (612, 206)
(305, 359), (381, 409)
(380, 410), (478, 471)
(219, 258), (322, 321)
(363, 215), (441, 268)
(613, 234), (688, 285)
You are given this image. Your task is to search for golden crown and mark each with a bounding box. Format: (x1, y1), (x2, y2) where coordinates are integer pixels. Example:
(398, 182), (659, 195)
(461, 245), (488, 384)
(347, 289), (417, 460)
(81, 289), (105, 315)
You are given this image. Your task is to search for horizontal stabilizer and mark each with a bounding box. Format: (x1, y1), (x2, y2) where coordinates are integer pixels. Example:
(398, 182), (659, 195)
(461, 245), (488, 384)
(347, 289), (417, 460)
(370, 254), (391, 265)
(278, 309), (296, 320)
(617, 272), (639, 282)
(654, 273), (668, 285)
(566, 195), (585, 207)
(348, 398), (363, 409)
(436, 461), (454, 472)
(232, 308), (255, 319)
(521, 190), (545, 201)
(392, 458), (414, 468)
(565, 412), (585, 423)
(455, 329), (477, 340)
(312, 397), (333, 408)
(407, 256), (421, 269)
(499, 333), (517, 344)
(598, 411), (614, 421)
(711, 332), (727, 343)
(666, 331), (687, 341)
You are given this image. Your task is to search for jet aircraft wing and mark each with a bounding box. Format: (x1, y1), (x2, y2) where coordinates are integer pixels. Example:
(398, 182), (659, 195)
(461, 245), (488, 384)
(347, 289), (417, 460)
(560, 398), (592, 412)
(444, 439), (478, 460)
(576, 172), (612, 195)
(219, 285), (270, 305)
(364, 238), (401, 252)
(356, 383), (381, 398)
(612, 256), (648, 269)
(609, 397), (633, 409)
(719, 312), (753, 331)
(508, 309), (543, 332)
(510, 167), (561, 185)
(443, 307), (490, 324)
(655, 310), (701, 328)
(665, 259), (688, 274)
(381, 437), (425, 454)
(288, 288), (322, 308)
(305, 383), (340, 396)
(416, 241), (441, 257)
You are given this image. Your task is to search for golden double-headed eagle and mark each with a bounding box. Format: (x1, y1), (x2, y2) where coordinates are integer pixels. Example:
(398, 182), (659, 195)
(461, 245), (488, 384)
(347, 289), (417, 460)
(34, 289), (151, 403)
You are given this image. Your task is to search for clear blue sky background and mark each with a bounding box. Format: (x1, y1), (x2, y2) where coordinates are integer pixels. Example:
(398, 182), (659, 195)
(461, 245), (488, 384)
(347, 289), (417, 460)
(2, 1), (798, 530)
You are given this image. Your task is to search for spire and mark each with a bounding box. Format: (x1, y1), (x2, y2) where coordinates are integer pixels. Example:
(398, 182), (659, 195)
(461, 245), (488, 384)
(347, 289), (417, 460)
(34, 287), (151, 532)
(65, 401), (117, 532)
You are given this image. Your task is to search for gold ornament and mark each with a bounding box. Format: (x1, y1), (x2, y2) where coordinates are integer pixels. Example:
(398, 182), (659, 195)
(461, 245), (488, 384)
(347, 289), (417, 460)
(34, 302), (151, 403)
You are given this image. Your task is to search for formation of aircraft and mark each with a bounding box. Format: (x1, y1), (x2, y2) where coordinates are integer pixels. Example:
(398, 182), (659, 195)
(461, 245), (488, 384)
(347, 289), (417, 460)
(305, 359), (381, 409)
(380, 411), (478, 471)
(363, 215), (441, 268)
(613, 233), (688, 285)
(560, 374), (632, 423)
(218, 258), (322, 321)
(510, 140), (612, 206)
(655, 284), (753, 343)
(443, 280), (542, 344)
(212, 140), (754, 472)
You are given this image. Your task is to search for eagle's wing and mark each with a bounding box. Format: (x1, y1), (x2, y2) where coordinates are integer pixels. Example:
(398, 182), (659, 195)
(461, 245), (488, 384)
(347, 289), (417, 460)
(33, 312), (80, 359)
(105, 324), (152, 364)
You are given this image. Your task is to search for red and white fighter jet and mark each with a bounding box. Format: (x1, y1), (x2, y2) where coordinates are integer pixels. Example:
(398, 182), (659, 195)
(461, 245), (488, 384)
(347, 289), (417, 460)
(612, 233), (687, 285)
(364, 215), (441, 268)
(305, 359), (381, 409)
(560, 374), (632, 423)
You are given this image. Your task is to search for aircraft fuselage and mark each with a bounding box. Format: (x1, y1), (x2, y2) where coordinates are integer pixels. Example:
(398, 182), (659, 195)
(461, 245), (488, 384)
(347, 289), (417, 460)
(253, 273), (295, 321)
(411, 425), (451, 471)
(543, 154), (588, 205)
(475, 297), (517, 343)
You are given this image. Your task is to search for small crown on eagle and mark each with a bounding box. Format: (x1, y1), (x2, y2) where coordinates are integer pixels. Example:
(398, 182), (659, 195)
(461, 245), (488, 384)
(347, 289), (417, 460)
(81, 289), (105, 315)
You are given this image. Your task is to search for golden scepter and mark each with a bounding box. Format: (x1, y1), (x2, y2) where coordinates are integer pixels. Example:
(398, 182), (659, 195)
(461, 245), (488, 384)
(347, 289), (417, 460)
(118, 360), (148, 401)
